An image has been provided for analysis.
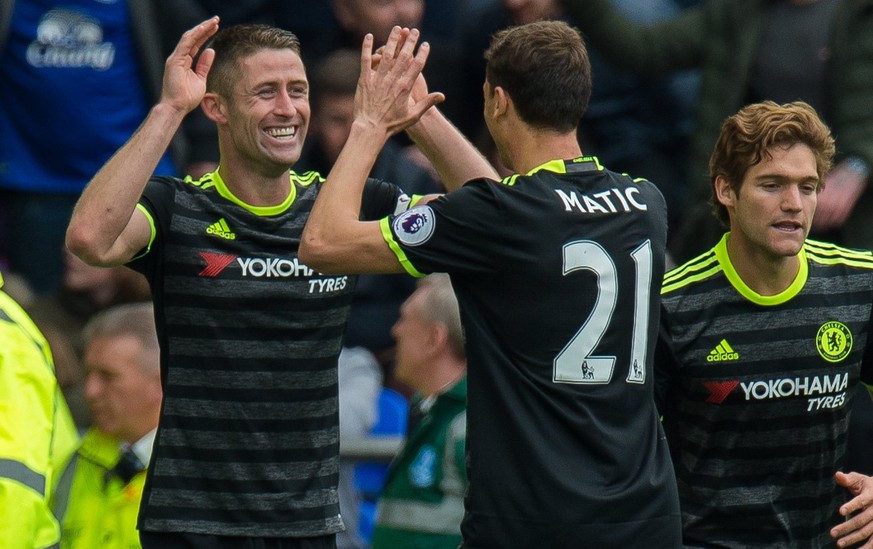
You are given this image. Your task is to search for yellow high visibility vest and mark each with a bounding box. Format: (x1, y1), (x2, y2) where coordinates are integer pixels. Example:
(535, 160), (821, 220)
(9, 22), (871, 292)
(57, 429), (147, 549)
(0, 273), (79, 549)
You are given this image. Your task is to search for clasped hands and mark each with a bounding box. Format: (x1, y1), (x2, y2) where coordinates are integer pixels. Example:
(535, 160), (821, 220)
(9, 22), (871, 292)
(353, 26), (445, 139)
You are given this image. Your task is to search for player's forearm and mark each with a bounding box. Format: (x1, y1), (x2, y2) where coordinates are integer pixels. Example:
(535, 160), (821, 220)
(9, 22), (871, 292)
(407, 108), (498, 191)
(66, 103), (185, 266)
(300, 120), (385, 271)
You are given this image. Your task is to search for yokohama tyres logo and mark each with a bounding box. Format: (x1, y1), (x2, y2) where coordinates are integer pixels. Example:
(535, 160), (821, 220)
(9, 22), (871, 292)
(701, 373), (848, 405)
(199, 252), (237, 277)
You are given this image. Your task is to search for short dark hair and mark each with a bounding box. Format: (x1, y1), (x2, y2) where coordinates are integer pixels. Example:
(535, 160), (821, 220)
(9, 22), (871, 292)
(709, 101), (835, 227)
(484, 20), (591, 133)
(206, 24), (302, 98)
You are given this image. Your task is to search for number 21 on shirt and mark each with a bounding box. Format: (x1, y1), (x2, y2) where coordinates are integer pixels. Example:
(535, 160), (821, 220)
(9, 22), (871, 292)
(554, 239), (652, 385)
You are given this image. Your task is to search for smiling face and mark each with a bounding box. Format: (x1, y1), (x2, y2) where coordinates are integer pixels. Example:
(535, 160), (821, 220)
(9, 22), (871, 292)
(216, 48), (310, 174)
(717, 143), (820, 261)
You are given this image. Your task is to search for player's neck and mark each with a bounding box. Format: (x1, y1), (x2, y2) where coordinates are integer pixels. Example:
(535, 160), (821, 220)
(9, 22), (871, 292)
(217, 163), (292, 207)
(726, 235), (801, 295)
(509, 130), (582, 175)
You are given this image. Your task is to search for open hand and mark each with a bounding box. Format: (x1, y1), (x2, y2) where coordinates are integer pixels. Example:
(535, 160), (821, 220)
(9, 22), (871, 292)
(355, 26), (444, 138)
(160, 17), (219, 115)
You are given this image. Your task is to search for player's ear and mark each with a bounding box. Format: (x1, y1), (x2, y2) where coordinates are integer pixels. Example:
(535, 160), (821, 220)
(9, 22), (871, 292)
(493, 86), (510, 118)
(714, 175), (736, 208)
(202, 93), (228, 124)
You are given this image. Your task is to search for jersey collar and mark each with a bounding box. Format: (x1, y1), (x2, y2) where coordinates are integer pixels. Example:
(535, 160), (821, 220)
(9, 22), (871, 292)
(715, 232), (808, 305)
(525, 156), (603, 176)
(209, 169), (297, 216)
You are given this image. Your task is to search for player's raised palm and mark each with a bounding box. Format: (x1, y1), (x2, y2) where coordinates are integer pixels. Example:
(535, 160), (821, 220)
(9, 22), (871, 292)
(356, 27), (444, 138)
(161, 17), (219, 115)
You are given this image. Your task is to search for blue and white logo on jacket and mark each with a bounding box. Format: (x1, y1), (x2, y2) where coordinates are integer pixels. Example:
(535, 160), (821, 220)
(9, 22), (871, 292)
(409, 445), (437, 487)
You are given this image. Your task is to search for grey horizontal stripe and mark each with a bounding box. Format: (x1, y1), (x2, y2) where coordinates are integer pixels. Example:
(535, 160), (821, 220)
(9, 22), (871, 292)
(166, 337), (340, 360)
(0, 458), (46, 496)
(162, 396), (336, 420)
(377, 494), (465, 534)
(165, 305), (343, 331)
(677, 419), (840, 446)
(676, 449), (839, 476)
(805, 272), (873, 292)
(153, 456), (338, 482)
(159, 427), (338, 450)
(166, 368), (335, 389)
(678, 478), (834, 506)
(141, 516), (342, 538)
(148, 486), (337, 510)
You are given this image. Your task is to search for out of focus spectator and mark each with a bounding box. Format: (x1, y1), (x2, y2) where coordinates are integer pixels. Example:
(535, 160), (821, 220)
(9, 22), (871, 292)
(55, 302), (161, 549)
(371, 274), (467, 549)
(26, 247), (150, 430)
(0, 0), (218, 295)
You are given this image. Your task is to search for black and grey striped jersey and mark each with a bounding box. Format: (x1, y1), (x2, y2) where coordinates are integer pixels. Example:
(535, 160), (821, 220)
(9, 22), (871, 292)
(384, 157), (682, 548)
(128, 170), (409, 537)
(657, 235), (873, 548)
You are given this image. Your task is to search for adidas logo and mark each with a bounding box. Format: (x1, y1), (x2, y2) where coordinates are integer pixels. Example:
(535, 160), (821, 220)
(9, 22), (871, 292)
(206, 218), (236, 240)
(707, 339), (739, 362)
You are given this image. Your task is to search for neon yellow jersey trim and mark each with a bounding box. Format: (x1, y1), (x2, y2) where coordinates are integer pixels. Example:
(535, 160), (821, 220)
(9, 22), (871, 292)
(524, 156), (603, 177)
(527, 159), (568, 176)
(717, 233), (808, 306)
(208, 170), (297, 216)
(132, 203), (157, 260)
(380, 217), (425, 277)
